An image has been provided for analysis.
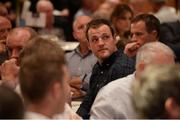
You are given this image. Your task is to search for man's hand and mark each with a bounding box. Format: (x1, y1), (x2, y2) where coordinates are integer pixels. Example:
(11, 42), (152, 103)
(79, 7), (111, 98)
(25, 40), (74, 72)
(124, 42), (140, 57)
(70, 77), (82, 89)
(70, 87), (86, 99)
(69, 77), (85, 99)
(0, 58), (20, 89)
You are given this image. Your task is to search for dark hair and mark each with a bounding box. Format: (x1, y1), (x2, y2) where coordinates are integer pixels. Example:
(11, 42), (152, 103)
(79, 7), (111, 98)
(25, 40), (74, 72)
(86, 19), (115, 41)
(19, 36), (66, 103)
(0, 86), (24, 118)
(132, 14), (160, 38)
(111, 4), (133, 21)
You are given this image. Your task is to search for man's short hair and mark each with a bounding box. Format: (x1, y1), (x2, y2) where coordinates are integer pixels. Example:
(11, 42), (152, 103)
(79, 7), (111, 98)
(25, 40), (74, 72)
(131, 14), (160, 38)
(132, 64), (180, 118)
(86, 19), (115, 41)
(19, 36), (66, 103)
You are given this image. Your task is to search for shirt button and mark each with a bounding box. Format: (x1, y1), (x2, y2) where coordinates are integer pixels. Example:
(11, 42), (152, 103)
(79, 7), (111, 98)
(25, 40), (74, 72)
(100, 71), (103, 74)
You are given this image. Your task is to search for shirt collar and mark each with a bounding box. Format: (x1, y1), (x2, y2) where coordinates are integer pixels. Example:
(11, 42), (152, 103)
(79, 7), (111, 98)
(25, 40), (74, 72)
(74, 46), (91, 58)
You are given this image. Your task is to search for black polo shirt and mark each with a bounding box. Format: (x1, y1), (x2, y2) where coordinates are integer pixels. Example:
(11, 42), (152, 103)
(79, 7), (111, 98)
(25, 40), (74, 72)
(77, 50), (135, 119)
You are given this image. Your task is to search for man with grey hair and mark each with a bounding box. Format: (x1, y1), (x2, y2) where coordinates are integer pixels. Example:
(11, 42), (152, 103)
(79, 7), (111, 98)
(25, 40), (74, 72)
(0, 27), (36, 89)
(90, 42), (175, 119)
(132, 64), (180, 119)
(66, 15), (96, 99)
(36, 0), (65, 40)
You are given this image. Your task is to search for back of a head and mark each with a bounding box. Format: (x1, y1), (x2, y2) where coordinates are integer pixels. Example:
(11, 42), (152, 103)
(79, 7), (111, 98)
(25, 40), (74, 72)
(132, 64), (180, 119)
(132, 14), (160, 38)
(136, 42), (175, 65)
(19, 36), (66, 103)
(0, 86), (24, 119)
(36, 0), (54, 13)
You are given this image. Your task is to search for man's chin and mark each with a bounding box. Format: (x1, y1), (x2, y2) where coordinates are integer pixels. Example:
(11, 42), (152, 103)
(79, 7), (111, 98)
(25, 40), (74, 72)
(98, 53), (110, 60)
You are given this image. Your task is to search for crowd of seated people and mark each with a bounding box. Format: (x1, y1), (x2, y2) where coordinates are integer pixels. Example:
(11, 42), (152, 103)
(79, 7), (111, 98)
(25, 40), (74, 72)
(0, 0), (180, 119)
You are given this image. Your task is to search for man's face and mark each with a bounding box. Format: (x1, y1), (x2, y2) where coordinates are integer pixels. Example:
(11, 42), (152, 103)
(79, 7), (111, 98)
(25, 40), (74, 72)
(73, 16), (91, 42)
(115, 12), (132, 34)
(0, 20), (11, 43)
(6, 29), (30, 60)
(130, 21), (157, 47)
(88, 25), (117, 61)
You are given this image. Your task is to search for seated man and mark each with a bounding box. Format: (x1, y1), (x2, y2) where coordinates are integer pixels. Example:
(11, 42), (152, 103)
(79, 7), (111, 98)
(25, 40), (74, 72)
(90, 42), (175, 119)
(77, 19), (135, 119)
(19, 37), (70, 118)
(66, 15), (96, 99)
(132, 64), (180, 119)
(0, 27), (36, 88)
(124, 14), (160, 58)
(0, 28), (81, 119)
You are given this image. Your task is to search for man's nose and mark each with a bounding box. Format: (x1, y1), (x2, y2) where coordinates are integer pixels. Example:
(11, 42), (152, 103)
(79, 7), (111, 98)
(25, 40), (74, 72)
(131, 34), (137, 42)
(10, 49), (19, 60)
(97, 38), (105, 46)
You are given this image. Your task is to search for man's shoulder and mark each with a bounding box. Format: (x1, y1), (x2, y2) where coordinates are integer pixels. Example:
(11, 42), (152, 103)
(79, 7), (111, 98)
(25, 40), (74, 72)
(25, 111), (49, 119)
(99, 74), (134, 96)
(115, 51), (135, 66)
(65, 50), (77, 61)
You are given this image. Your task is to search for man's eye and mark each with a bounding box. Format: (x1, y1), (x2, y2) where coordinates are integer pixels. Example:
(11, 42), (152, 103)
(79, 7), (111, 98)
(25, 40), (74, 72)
(77, 25), (85, 30)
(136, 32), (143, 36)
(102, 35), (110, 40)
(91, 38), (98, 42)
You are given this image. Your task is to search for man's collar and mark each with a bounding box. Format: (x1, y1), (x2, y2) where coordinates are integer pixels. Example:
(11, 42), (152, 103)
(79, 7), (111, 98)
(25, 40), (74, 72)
(74, 46), (91, 58)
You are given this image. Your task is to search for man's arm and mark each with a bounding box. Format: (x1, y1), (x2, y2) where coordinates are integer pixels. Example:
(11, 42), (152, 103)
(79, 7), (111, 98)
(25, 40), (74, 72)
(90, 84), (126, 119)
(76, 88), (93, 119)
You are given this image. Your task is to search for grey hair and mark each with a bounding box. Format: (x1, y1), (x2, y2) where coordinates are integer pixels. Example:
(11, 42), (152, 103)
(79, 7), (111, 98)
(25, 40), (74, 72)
(132, 64), (180, 118)
(136, 42), (175, 65)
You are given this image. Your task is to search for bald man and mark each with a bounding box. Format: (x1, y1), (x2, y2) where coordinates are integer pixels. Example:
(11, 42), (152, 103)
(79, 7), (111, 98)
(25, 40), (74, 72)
(0, 16), (12, 64)
(66, 16), (96, 99)
(0, 27), (34, 88)
(36, 0), (54, 29)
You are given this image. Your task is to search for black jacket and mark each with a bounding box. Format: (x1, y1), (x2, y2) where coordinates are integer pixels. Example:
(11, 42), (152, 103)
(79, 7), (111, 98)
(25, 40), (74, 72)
(76, 50), (135, 119)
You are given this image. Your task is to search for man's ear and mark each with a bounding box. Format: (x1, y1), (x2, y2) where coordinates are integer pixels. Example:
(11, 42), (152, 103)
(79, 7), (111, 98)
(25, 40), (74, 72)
(165, 98), (180, 118)
(87, 41), (92, 50)
(151, 30), (158, 40)
(136, 61), (145, 72)
(51, 82), (62, 99)
(73, 31), (77, 40)
(114, 34), (119, 45)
